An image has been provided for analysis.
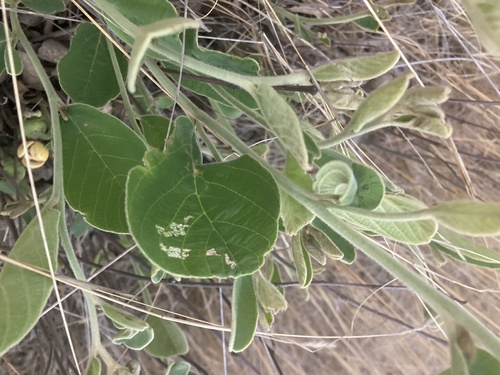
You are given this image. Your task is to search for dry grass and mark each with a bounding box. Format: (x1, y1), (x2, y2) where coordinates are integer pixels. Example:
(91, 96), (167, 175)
(1, 0), (499, 374)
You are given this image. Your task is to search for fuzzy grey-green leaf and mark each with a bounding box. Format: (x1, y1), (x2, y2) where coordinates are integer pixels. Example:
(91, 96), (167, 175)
(462, 0), (500, 55)
(256, 84), (310, 171)
(333, 195), (438, 245)
(253, 271), (287, 314)
(279, 154), (315, 235)
(428, 201), (500, 237)
(101, 304), (149, 332)
(291, 233), (313, 288)
(313, 160), (357, 206)
(346, 73), (412, 133)
(311, 51), (400, 82)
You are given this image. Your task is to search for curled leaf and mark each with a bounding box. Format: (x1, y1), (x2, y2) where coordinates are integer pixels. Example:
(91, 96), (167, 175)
(313, 160), (357, 206)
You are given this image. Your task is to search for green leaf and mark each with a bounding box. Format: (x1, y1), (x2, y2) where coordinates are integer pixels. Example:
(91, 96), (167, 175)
(229, 275), (258, 352)
(345, 73), (412, 133)
(61, 104), (147, 233)
(127, 18), (200, 93)
(326, 88), (365, 111)
(395, 116), (452, 138)
(114, 327), (154, 350)
(334, 195), (438, 245)
(313, 160), (357, 206)
(0, 23), (5, 74)
(300, 230), (327, 265)
(311, 51), (400, 82)
(126, 117), (280, 278)
(183, 29), (260, 75)
(166, 362), (191, 375)
(4, 48), (22, 76)
(253, 271), (287, 314)
(291, 233), (313, 288)
(316, 149), (385, 210)
(440, 349), (500, 375)
(21, 0), (65, 13)
(354, 16), (380, 31)
(256, 84), (310, 171)
(0, 209), (60, 357)
(302, 129), (321, 162)
(101, 303), (149, 331)
(140, 115), (171, 150)
(279, 154), (315, 235)
(427, 201), (500, 237)
(304, 225), (344, 260)
(106, 0), (178, 27)
(466, 349), (500, 375)
(58, 23), (127, 107)
(430, 229), (500, 268)
(461, 0), (500, 55)
(150, 266), (166, 284)
(144, 316), (189, 358)
(401, 86), (451, 106)
(351, 163), (384, 210)
(311, 218), (356, 263)
(86, 357), (102, 375)
(257, 304), (274, 331)
(168, 73), (257, 111)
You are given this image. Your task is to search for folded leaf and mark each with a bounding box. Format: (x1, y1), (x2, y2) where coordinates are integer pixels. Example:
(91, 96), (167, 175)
(229, 275), (258, 352)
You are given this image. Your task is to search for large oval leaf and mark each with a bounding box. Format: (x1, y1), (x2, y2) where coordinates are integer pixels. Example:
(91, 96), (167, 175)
(58, 23), (127, 107)
(61, 104), (147, 233)
(0, 209), (60, 357)
(126, 118), (280, 278)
